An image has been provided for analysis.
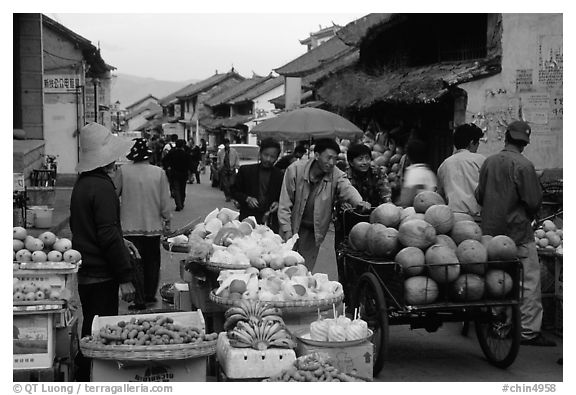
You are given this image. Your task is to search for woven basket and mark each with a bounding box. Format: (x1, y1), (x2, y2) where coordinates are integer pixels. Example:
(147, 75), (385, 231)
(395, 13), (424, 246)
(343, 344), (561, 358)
(200, 261), (251, 272)
(79, 337), (216, 361)
(209, 291), (344, 314)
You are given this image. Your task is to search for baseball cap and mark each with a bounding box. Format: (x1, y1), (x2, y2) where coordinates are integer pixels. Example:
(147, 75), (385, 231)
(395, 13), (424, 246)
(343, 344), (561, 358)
(507, 121), (531, 143)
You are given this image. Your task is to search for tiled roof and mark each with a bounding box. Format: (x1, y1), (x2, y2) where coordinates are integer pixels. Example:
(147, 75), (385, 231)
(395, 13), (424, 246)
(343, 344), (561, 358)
(203, 77), (268, 107)
(301, 48), (359, 89)
(274, 35), (352, 77)
(317, 58), (501, 109)
(229, 76), (284, 104)
(269, 90), (314, 108)
(126, 102), (162, 120)
(175, 71), (244, 100)
(158, 71), (244, 106)
(126, 94), (158, 110)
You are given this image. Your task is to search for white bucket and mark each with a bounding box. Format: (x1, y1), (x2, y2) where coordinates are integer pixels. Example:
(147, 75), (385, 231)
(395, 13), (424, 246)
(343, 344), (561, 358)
(30, 206), (54, 228)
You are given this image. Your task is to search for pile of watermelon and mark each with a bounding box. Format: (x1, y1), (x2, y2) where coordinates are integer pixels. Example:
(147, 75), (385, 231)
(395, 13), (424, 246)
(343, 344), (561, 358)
(348, 192), (516, 305)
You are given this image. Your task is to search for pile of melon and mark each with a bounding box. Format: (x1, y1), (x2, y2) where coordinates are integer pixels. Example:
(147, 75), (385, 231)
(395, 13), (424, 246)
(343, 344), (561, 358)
(534, 220), (563, 255)
(13, 227), (81, 266)
(348, 192), (517, 305)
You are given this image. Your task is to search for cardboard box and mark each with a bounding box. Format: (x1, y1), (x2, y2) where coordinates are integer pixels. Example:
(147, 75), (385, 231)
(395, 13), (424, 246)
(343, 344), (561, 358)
(13, 314), (55, 370)
(173, 283), (192, 311)
(216, 332), (296, 379)
(296, 340), (373, 380)
(91, 358), (207, 382)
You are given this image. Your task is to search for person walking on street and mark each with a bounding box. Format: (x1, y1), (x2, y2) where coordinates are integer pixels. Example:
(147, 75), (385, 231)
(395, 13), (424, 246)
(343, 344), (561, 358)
(437, 124), (485, 218)
(396, 139), (437, 207)
(278, 138), (371, 271)
(199, 138), (208, 174)
(217, 138), (240, 202)
(162, 139), (190, 211)
(69, 122), (138, 380)
(187, 139), (202, 184)
(231, 138), (283, 232)
(115, 138), (172, 310)
(475, 121), (555, 347)
(162, 134), (178, 159)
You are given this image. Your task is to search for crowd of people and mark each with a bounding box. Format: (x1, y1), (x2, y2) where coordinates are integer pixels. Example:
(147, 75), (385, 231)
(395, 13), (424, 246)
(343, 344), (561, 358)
(68, 119), (555, 378)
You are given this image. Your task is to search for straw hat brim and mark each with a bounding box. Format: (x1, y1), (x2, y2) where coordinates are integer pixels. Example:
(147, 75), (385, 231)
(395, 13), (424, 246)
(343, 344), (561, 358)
(75, 135), (133, 173)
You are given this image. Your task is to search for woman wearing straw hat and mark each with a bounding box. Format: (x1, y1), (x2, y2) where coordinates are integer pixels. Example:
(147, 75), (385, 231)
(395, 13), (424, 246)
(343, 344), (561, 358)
(70, 123), (139, 335)
(115, 138), (172, 310)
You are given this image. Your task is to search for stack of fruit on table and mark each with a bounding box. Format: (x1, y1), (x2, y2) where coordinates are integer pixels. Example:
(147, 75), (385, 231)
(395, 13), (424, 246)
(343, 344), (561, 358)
(82, 315), (218, 346)
(13, 227), (81, 304)
(534, 220), (563, 255)
(346, 192), (519, 305)
(13, 227), (81, 269)
(308, 308), (369, 342)
(213, 265), (343, 303)
(182, 208), (305, 271)
(224, 300), (295, 350)
(263, 352), (364, 382)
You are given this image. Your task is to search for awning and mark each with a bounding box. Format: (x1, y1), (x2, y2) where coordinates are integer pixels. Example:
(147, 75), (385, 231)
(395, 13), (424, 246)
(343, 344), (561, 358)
(317, 57), (501, 109)
(199, 114), (253, 130)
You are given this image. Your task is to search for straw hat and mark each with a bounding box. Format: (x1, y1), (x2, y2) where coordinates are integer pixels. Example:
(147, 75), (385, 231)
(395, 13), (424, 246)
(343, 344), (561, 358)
(75, 122), (133, 173)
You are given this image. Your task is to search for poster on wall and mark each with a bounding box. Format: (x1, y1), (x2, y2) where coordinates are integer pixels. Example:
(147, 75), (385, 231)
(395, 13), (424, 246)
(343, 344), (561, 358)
(520, 93), (550, 125)
(538, 34), (563, 88)
(474, 91), (520, 144)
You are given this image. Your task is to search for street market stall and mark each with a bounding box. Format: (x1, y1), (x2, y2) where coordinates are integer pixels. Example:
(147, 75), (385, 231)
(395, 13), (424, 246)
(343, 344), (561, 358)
(13, 227), (80, 381)
(336, 195), (525, 375)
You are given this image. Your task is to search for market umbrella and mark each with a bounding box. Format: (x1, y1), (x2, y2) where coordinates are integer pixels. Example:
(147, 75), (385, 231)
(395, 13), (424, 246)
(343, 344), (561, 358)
(251, 107), (364, 141)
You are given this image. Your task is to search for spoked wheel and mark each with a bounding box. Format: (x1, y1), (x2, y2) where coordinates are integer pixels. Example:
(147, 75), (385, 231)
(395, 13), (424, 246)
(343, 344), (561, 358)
(475, 304), (521, 368)
(353, 272), (389, 376)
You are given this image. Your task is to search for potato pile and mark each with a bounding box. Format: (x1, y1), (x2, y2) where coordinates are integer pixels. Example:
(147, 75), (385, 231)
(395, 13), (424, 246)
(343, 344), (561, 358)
(87, 316), (218, 346)
(263, 352), (362, 382)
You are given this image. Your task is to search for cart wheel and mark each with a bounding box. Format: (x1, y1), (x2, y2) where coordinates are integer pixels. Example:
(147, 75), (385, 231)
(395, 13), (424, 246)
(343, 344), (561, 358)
(475, 304), (521, 368)
(353, 272), (388, 376)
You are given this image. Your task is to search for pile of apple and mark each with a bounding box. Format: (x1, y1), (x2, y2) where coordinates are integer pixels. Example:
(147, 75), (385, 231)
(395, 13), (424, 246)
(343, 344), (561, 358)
(370, 144), (404, 191)
(214, 265), (343, 303)
(534, 220), (563, 254)
(13, 226), (81, 264)
(13, 278), (64, 303)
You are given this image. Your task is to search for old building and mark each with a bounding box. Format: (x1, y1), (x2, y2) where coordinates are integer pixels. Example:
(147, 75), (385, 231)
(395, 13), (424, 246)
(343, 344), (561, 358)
(316, 13), (562, 170)
(14, 13), (114, 178)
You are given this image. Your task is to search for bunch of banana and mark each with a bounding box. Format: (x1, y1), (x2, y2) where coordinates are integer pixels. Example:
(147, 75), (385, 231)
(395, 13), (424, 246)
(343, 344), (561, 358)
(228, 320), (296, 351)
(224, 299), (284, 330)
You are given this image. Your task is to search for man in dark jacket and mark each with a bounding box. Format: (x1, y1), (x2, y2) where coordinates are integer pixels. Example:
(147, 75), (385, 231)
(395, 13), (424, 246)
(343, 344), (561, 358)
(231, 138), (282, 232)
(476, 121), (555, 347)
(70, 122), (138, 380)
(162, 139), (190, 211)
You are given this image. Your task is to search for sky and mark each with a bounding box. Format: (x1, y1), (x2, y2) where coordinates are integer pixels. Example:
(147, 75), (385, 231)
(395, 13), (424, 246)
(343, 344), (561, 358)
(46, 13), (365, 82)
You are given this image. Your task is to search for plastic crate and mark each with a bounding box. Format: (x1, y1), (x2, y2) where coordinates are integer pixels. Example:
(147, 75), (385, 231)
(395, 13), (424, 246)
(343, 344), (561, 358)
(216, 332), (296, 379)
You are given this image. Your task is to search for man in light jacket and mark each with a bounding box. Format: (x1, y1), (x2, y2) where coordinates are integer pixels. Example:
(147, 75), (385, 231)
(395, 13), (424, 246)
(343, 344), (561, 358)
(278, 139), (370, 271)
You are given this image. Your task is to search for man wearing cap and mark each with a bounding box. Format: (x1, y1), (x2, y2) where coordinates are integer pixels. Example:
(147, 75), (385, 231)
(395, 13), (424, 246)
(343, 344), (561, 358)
(70, 123), (139, 380)
(475, 120), (555, 347)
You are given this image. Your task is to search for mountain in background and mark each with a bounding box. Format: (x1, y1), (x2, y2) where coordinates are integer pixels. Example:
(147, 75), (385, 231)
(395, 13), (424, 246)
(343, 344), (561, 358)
(111, 73), (198, 109)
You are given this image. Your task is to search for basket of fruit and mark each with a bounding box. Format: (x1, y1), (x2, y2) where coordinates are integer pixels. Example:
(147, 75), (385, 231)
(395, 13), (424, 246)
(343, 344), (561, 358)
(209, 291), (344, 314)
(262, 352), (367, 382)
(79, 313), (218, 361)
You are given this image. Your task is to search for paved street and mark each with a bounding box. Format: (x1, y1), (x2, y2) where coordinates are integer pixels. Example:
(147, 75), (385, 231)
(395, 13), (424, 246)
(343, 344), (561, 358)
(118, 170), (562, 382)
